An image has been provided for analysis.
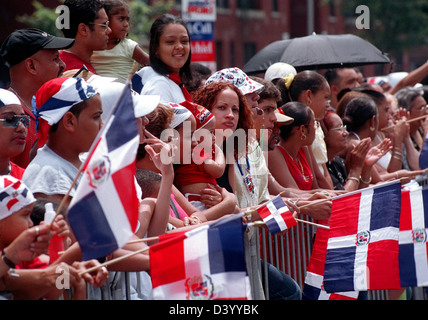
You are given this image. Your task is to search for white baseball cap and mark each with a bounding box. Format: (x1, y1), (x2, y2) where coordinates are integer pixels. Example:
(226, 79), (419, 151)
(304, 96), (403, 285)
(90, 77), (160, 121)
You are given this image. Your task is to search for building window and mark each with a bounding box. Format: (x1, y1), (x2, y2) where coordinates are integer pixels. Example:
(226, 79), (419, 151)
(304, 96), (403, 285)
(237, 0), (260, 10)
(216, 41), (223, 69)
(272, 0), (278, 12)
(230, 42), (235, 68)
(216, 0), (229, 8)
(244, 42), (256, 64)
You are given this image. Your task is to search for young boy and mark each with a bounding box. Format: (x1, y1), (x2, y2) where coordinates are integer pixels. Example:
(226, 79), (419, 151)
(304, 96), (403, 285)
(22, 76), (102, 209)
(0, 175), (107, 300)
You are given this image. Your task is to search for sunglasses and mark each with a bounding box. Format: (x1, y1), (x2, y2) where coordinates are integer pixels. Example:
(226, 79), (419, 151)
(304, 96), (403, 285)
(0, 115), (30, 128)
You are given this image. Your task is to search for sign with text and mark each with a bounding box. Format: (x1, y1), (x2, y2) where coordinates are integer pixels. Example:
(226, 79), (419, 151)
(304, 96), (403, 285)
(191, 40), (215, 62)
(186, 21), (213, 41)
(182, 0), (216, 22)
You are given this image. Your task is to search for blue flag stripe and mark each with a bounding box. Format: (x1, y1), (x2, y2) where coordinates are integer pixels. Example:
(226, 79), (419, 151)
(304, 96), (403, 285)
(370, 183), (401, 230)
(265, 218), (281, 234)
(423, 188), (428, 227)
(399, 243), (418, 287)
(105, 84), (138, 153)
(302, 284), (321, 300)
(208, 216), (247, 274)
(68, 191), (118, 260)
(324, 246), (356, 293)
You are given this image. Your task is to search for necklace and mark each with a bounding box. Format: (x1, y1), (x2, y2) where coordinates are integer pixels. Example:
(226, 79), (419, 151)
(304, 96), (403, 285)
(281, 145), (309, 182)
(8, 87), (32, 114)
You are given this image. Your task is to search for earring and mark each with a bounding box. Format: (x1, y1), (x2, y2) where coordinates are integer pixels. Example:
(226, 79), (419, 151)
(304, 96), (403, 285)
(301, 133), (307, 140)
(369, 126), (375, 132)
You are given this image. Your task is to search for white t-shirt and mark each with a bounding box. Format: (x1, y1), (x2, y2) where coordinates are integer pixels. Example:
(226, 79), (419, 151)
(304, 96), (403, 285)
(233, 141), (271, 209)
(22, 145), (81, 197)
(133, 67), (186, 104)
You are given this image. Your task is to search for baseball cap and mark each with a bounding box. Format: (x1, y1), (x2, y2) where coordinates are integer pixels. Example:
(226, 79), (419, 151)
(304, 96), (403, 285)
(205, 67), (264, 95)
(275, 109), (293, 125)
(264, 62), (297, 82)
(0, 175), (36, 221)
(90, 77), (160, 121)
(0, 28), (74, 68)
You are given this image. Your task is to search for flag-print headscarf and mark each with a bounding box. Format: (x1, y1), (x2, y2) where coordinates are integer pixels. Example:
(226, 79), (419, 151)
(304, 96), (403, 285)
(32, 77), (97, 147)
(0, 175), (36, 221)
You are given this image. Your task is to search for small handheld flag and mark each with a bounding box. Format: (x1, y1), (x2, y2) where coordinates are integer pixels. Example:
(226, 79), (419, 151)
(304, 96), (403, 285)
(256, 195), (297, 234)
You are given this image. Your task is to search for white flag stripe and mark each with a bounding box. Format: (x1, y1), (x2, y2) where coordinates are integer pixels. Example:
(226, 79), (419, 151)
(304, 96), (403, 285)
(184, 228), (211, 279)
(357, 187), (373, 233)
(410, 188), (426, 231)
(97, 174), (133, 247)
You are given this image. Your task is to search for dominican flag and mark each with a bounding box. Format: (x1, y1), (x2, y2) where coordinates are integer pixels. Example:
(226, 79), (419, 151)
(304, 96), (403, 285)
(68, 83), (139, 260)
(256, 195), (296, 234)
(302, 227), (359, 300)
(323, 181), (402, 293)
(149, 214), (251, 300)
(399, 187), (428, 287)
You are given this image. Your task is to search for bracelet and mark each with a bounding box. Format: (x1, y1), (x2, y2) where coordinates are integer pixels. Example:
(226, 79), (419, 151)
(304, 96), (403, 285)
(347, 176), (360, 183)
(392, 155), (402, 161)
(360, 176), (372, 184)
(2, 250), (16, 268)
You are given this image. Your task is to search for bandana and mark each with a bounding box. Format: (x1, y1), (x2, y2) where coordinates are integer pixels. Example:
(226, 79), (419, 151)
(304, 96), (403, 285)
(168, 73), (192, 102)
(32, 77), (97, 147)
(205, 67), (264, 95)
(179, 101), (214, 131)
(0, 89), (21, 108)
(0, 175), (36, 221)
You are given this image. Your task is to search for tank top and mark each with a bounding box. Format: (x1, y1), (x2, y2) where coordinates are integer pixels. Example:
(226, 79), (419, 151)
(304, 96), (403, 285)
(276, 145), (313, 190)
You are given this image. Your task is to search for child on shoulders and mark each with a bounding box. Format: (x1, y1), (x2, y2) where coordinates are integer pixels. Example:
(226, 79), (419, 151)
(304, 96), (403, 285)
(91, 0), (150, 83)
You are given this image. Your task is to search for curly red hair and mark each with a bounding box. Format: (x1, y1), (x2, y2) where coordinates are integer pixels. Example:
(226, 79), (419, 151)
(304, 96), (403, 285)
(193, 82), (254, 159)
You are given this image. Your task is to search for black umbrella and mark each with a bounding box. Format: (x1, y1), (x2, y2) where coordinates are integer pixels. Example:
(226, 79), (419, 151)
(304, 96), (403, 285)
(243, 33), (391, 74)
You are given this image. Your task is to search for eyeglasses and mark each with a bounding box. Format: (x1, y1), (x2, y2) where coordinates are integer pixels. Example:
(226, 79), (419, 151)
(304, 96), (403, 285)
(0, 115), (30, 128)
(89, 21), (110, 31)
(330, 124), (347, 133)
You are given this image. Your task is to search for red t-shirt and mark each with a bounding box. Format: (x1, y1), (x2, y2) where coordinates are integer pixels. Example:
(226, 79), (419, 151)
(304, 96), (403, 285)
(60, 50), (97, 74)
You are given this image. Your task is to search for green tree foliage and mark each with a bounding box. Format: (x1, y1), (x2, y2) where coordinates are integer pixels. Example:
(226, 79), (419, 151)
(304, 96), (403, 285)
(16, 0), (174, 46)
(341, 0), (428, 55)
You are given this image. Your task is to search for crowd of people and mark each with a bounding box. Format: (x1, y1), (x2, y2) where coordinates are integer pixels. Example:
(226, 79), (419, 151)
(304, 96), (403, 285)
(0, 0), (427, 300)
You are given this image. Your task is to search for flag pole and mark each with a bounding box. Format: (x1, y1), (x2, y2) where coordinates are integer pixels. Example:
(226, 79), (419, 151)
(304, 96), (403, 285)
(79, 246), (150, 276)
(250, 219), (329, 229)
(50, 168), (84, 229)
(381, 114), (428, 131)
(127, 236), (159, 244)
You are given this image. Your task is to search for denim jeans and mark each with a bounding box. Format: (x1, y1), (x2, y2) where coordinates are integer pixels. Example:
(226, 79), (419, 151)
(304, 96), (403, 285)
(260, 260), (301, 300)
